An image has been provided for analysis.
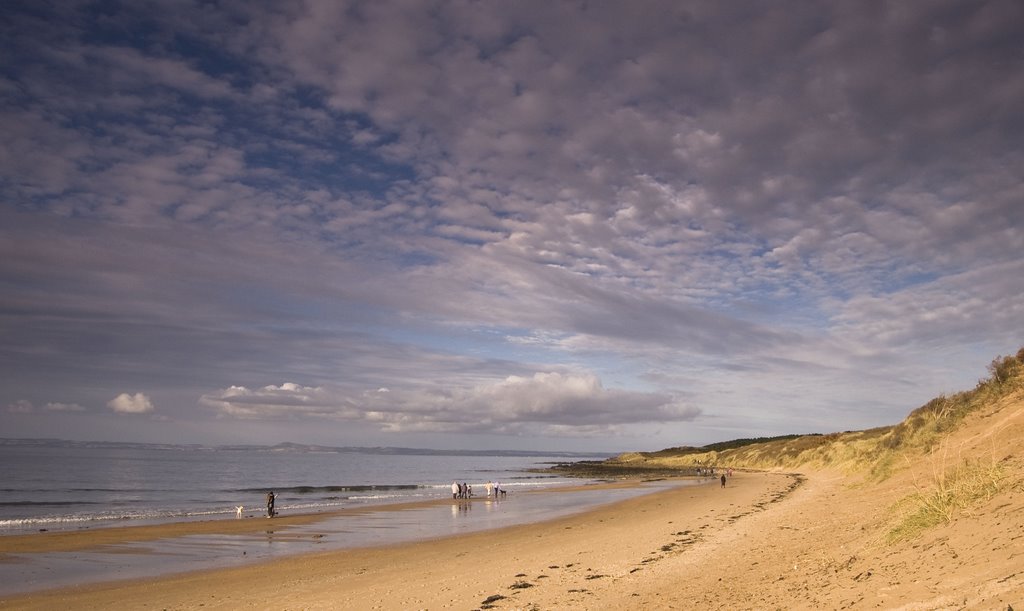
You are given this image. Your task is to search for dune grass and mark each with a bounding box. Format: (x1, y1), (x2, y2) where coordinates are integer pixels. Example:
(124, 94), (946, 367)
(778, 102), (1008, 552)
(598, 348), (1024, 543)
(646, 349), (1024, 477)
(886, 449), (1007, 543)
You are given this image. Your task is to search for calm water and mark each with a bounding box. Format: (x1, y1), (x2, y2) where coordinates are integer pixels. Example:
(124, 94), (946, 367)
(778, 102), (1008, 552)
(0, 443), (599, 532)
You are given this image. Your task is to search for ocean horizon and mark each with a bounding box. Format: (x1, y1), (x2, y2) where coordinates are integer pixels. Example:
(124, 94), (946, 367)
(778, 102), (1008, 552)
(0, 438), (613, 533)
(0, 440), (710, 596)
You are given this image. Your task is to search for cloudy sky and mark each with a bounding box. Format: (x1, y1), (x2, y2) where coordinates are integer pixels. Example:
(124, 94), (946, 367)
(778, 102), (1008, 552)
(2, 1), (1022, 451)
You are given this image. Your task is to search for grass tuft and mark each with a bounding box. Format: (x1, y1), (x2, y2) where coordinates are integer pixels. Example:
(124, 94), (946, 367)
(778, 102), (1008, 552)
(886, 449), (1006, 543)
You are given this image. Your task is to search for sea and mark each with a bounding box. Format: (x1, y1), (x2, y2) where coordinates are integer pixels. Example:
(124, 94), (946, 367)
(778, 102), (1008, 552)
(0, 440), (609, 532)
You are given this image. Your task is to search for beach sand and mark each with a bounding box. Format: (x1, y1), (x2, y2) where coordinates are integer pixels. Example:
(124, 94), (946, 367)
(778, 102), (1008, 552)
(1, 465), (1021, 610)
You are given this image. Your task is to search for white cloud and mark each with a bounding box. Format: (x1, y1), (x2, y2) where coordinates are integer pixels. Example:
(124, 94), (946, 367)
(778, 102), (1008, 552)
(201, 372), (698, 437)
(108, 393), (155, 414)
(2, 1), (1023, 447)
(199, 383), (349, 419)
(4, 400), (85, 414)
(6, 400), (35, 413)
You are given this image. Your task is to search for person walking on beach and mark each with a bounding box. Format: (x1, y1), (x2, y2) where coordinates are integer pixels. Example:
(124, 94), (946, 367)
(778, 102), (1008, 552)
(452, 481), (459, 500)
(266, 491), (276, 517)
(720, 474), (727, 488)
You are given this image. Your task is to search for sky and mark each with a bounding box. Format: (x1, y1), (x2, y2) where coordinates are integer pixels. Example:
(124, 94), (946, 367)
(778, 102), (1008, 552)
(1, 1), (1022, 452)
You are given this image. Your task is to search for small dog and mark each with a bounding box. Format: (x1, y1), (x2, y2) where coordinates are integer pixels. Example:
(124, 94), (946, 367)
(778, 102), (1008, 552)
(499, 489), (507, 497)
(235, 505), (244, 518)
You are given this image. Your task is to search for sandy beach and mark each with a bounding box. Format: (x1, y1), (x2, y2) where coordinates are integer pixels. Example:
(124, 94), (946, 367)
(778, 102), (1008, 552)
(2, 455), (1022, 609)
(0, 473), (789, 609)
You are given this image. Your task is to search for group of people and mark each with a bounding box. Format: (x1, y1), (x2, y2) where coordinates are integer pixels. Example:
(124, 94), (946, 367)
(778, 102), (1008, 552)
(451, 480), (503, 499)
(696, 467), (733, 477)
(695, 466), (734, 487)
(264, 479), (511, 518)
(710, 468), (734, 487)
(451, 481), (470, 499)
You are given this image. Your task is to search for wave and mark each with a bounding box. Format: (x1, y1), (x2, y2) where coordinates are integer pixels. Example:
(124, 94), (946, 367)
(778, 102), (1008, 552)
(238, 484), (426, 494)
(347, 491), (434, 501)
(0, 488), (171, 494)
(0, 501), (103, 507)
(0, 497), (384, 529)
(0, 506), (243, 529)
(238, 477), (569, 495)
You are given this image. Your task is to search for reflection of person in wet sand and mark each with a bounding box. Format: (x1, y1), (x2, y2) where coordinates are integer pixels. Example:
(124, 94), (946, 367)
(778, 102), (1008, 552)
(266, 491), (276, 517)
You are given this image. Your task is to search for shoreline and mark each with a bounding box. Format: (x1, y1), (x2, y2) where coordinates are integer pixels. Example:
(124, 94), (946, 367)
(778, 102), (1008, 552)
(0, 477), (713, 600)
(0, 471), (799, 609)
(0, 447), (597, 537)
(0, 477), (670, 555)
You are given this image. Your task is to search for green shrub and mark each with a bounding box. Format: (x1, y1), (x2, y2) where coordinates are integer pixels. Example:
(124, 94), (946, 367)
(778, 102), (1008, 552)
(987, 353), (1022, 385)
